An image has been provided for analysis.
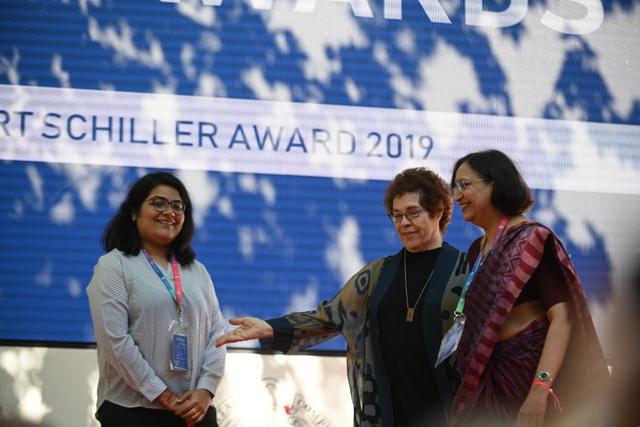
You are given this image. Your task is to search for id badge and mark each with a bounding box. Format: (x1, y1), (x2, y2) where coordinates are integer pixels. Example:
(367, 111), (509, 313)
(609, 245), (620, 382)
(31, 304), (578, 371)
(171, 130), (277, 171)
(434, 313), (466, 368)
(169, 320), (189, 372)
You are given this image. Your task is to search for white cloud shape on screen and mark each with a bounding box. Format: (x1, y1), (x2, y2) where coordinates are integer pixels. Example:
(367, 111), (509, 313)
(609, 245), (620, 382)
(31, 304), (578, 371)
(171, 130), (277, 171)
(67, 278), (82, 298)
(177, 170), (219, 227)
(242, 66), (292, 101)
(35, 262), (53, 288)
(196, 72), (227, 97)
(217, 195), (234, 218)
(51, 54), (70, 88)
(416, 40), (485, 113)
(62, 163), (102, 211)
(0, 48), (21, 85)
(176, 0), (217, 27)
(50, 192), (75, 224)
(265, 2), (368, 83)
(239, 173), (258, 193)
(78, 0), (101, 16)
(88, 17), (170, 73)
(286, 283), (318, 313)
(325, 216), (364, 284)
(181, 44), (197, 79)
(26, 164), (44, 210)
(580, 6), (640, 118)
(259, 177), (277, 205)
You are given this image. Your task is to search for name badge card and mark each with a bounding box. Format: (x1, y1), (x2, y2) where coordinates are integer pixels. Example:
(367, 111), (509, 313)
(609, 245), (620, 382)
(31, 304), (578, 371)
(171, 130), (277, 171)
(169, 320), (189, 372)
(434, 313), (465, 367)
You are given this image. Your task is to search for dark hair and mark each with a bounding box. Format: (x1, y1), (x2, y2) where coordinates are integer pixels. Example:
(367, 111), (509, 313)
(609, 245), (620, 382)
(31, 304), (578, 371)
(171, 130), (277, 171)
(451, 149), (533, 216)
(102, 172), (196, 265)
(384, 167), (452, 233)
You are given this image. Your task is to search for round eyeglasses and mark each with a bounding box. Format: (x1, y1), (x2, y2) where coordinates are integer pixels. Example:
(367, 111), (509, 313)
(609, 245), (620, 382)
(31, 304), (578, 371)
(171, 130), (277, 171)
(147, 197), (185, 214)
(451, 179), (487, 194)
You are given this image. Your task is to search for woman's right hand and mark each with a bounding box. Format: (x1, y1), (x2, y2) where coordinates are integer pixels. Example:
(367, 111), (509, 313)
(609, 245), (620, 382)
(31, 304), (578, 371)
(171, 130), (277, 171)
(155, 389), (178, 411)
(215, 317), (274, 347)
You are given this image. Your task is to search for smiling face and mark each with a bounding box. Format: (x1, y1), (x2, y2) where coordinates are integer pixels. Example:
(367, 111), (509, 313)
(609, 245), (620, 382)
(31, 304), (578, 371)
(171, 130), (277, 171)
(392, 192), (443, 253)
(452, 162), (498, 228)
(133, 184), (185, 255)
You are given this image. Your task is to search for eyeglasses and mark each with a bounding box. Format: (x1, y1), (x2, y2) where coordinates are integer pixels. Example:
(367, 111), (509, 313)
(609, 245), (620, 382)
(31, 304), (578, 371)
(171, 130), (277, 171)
(147, 197), (186, 214)
(451, 179), (487, 194)
(388, 208), (424, 223)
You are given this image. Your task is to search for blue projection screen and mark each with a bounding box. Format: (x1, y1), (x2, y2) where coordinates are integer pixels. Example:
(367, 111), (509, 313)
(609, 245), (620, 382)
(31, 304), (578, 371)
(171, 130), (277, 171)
(1, 0), (639, 352)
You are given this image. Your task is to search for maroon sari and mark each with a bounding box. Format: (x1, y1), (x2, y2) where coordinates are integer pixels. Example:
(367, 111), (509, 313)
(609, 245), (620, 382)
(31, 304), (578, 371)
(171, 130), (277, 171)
(450, 221), (609, 426)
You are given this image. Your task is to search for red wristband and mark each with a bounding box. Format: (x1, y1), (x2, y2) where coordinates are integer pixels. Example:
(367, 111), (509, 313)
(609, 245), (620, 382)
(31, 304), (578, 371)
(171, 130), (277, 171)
(532, 379), (563, 412)
(532, 379), (552, 389)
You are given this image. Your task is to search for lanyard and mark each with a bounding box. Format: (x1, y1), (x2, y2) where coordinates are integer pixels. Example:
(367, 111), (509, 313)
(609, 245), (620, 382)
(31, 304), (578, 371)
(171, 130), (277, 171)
(142, 249), (183, 321)
(454, 216), (510, 316)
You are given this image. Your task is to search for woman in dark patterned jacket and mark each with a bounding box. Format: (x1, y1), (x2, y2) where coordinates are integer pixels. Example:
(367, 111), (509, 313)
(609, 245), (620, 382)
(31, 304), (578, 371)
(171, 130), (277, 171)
(216, 167), (469, 427)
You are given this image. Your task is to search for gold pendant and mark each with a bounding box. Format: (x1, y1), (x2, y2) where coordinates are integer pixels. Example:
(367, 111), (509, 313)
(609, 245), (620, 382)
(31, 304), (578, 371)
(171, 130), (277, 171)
(406, 307), (415, 322)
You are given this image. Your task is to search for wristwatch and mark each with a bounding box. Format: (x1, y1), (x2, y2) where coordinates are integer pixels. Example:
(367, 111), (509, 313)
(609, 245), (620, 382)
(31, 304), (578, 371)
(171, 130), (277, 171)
(534, 371), (553, 383)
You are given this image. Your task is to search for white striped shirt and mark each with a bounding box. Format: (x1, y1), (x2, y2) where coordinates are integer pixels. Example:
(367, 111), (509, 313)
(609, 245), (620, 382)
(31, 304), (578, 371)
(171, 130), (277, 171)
(87, 249), (226, 410)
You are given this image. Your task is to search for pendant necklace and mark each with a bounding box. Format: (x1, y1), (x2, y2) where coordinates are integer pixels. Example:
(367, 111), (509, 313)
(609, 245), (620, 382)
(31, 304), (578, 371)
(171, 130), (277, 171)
(404, 249), (435, 322)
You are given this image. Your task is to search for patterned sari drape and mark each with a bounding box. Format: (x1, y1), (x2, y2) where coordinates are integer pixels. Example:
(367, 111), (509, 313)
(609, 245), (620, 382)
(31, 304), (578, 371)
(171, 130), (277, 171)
(450, 221), (609, 426)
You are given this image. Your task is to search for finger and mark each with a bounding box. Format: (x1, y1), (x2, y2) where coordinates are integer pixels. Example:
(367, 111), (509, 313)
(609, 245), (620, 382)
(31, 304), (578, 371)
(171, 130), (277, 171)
(228, 317), (248, 325)
(174, 402), (192, 415)
(225, 327), (252, 341)
(176, 402), (196, 417)
(173, 393), (190, 407)
(186, 412), (200, 427)
(179, 390), (194, 400)
(182, 406), (198, 419)
(190, 406), (203, 421)
(195, 410), (206, 424)
(215, 333), (238, 347)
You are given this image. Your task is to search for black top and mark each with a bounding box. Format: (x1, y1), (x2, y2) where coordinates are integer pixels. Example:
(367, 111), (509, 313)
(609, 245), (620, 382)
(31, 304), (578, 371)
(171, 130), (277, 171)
(378, 247), (447, 427)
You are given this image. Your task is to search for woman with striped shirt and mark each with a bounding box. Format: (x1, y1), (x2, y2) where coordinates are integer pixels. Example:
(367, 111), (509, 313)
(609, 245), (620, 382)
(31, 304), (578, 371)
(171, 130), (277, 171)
(87, 172), (225, 427)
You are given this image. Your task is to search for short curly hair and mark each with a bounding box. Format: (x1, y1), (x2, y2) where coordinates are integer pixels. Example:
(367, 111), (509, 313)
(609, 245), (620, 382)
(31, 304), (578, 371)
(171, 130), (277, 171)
(384, 167), (452, 233)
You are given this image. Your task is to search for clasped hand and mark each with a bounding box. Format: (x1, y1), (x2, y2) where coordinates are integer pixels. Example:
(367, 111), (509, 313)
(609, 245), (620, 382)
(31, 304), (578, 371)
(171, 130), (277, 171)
(156, 388), (212, 427)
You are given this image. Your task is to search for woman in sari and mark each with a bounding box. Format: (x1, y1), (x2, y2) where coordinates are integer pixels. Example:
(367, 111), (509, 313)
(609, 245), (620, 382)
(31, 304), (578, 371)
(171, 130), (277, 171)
(216, 168), (469, 427)
(449, 150), (609, 427)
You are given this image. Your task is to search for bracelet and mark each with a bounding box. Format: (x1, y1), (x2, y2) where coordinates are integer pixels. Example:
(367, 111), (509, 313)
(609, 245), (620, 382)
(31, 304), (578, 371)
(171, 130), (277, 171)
(532, 380), (563, 412)
(534, 370), (553, 383)
(532, 379), (552, 389)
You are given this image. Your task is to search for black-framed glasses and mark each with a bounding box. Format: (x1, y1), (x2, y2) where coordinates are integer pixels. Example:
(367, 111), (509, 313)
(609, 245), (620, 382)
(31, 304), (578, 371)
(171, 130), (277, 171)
(147, 197), (186, 214)
(451, 179), (486, 194)
(388, 208), (424, 223)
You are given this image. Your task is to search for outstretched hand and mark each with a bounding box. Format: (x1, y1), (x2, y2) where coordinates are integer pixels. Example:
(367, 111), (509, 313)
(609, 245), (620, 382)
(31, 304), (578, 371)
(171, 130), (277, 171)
(215, 317), (273, 347)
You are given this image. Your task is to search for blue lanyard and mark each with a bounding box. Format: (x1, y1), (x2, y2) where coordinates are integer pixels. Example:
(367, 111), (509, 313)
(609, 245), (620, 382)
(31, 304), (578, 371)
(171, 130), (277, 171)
(142, 249), (183, 320)
(455, 217), (510, 316)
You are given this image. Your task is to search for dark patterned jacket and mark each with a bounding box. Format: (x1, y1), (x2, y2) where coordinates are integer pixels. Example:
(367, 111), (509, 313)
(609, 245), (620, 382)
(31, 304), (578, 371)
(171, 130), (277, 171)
(264, 242), (469, 426)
